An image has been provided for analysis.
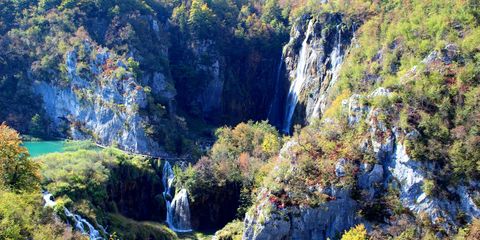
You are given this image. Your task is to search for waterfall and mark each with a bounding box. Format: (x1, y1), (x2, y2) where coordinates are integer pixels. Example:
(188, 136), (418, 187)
(267, 54), (285, 128)
(162, 161), (175, 228)
(169, 189), (192, 231)
(311, 24), (345, 120)
(162, 161), (192, 232)
(282, 20), (315, 134)
(64, 208), (103, 240)
(43, 192), (56, 208)
(42, 192), (105, 240)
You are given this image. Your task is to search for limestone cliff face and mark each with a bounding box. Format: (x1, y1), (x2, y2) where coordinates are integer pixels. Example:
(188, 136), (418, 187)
(243, 44), (480, 239)
(356, 46), (480, 233)
(171, 37), (281, 125)
(354, 90), (480, 234)
(243, 188), (360, 240)
(33, 40), (171, 157)
(191, 40), (225, 118)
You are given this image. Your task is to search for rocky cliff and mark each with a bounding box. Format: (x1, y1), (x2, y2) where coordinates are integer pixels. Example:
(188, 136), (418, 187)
(1, 1), (287, 158)
(270, 13), (356, 133)
(33, 37), (171, 156)
(243, 9), (480, 239)
(243, 188), (360, 240)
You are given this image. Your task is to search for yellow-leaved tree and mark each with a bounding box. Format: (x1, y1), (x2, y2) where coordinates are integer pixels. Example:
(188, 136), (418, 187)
(0, 123), (40, 191)
(341, 224), (368, 240)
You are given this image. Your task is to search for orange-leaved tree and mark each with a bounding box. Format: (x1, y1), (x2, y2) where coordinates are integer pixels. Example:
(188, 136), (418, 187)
(0, 123), (40, 192)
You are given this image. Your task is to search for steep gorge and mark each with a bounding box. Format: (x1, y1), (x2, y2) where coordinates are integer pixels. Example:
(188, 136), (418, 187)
(1, 0), (480, 239)
(0, 2), (286, 157)
(239, 2), (480, 239)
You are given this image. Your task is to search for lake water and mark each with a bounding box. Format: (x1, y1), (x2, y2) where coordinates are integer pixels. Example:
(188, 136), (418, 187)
(23, 141), (66, 157)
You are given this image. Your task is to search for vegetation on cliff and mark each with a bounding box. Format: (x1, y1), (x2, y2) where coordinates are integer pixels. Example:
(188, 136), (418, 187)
(175, 121), (282, 229)
(0, 0), (479, 239)
(237, 0), (480, 238)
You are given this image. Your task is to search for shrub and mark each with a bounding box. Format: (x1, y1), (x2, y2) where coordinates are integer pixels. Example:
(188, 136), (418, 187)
(422, 179), (436, 196)
(107, 214), (178, 240)
(341, 224), (368, 240)
(214, 220), (244, 240)
(40, 150), (112, 206)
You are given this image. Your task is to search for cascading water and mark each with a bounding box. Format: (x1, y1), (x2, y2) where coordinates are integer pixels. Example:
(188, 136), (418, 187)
(43, 192), (56, 208)
(169, 189), (192, 231)
(310, 24), (345, 120)
(282, 20), (315, 134)
(281, 18), (354, 132)
(162, 161), (192, 232)
(162, 161), (175, 227)
(42, 192), (105, 240)
(267, 54), (285, 128)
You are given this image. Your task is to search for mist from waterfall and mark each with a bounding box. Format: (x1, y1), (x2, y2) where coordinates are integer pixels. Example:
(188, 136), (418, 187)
(282, 20), (315, 134)
(162, 161), (192, 232)
(42, 192), (105, 240)
(169, 189), (192, 231)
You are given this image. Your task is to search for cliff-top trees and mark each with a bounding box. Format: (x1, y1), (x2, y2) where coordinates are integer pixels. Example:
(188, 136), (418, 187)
(188, 0), (219, 39)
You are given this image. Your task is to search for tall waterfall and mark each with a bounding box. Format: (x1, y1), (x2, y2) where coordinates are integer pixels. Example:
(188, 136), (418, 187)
(267, 54), (285, 128)
(42, 192), (105, 240)
(162, 161), (192, 232)
(281, 19), (352, 132)
(282, 20), (315, 134)
(311, 24), (345, 120)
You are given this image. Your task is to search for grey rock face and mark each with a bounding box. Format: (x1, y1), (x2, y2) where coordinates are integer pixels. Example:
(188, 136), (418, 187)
(358, 164), (384, 200)
(34, 44), (168, 157)
(384, 134), (479, 233)
(142, 72), (176, 101)
(244, 44), (479, 238)
(350, 83), (480, 233)
(343, 94), (367, 125)
(190, 40), (225, 116)
(243, 189), (359, 240)
(335, 158), (347, 177)
(363, 96), (479, 233)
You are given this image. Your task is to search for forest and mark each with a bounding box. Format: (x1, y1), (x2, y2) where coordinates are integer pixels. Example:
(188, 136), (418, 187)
(1, 0), (480, 239)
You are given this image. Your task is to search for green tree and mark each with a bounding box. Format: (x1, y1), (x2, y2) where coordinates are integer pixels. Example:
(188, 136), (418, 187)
(261, 0), (282, 24)
(172, 3), (189, 32)
(38, 0), (62, 11)
(0, 123), (40, 192)
(188, 0), (218, 39)
(29, 113), (44, 137)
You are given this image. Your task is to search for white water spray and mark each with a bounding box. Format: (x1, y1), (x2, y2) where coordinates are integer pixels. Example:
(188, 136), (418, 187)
(282, 20), (316, 133)
(42, 192), (105, 240)
(162, 161), (192, 232)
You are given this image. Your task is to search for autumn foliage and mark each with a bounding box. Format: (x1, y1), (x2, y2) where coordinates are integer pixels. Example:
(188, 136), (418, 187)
(0, 123), (40, 191)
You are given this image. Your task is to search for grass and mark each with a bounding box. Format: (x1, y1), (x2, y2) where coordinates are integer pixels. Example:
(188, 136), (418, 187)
(107, 214), (178, 240)
(178, 231), (214, 240)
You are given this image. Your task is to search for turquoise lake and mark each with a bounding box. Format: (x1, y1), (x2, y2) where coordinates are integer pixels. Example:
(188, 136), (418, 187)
(23, 141), (66, 157)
